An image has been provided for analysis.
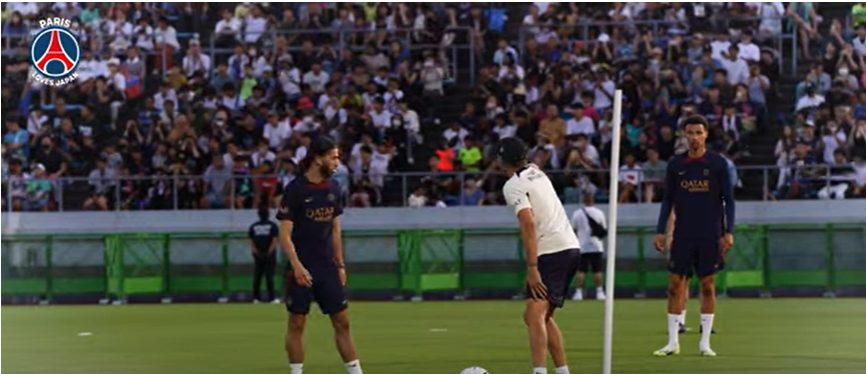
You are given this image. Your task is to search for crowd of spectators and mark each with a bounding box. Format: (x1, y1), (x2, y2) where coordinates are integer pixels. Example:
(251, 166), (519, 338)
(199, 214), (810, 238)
(2, 2), (866, 212)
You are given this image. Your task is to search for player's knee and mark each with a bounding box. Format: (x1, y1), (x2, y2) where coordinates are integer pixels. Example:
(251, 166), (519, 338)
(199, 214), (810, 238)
(700, 278), (716, 297)
(523, 307), (544, 326)
(288, 315), (306, 333)
(331, 314), (351, 333)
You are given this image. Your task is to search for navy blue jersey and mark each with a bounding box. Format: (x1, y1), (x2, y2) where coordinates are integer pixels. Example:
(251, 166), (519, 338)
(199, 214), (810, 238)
(656, 152), (735, 239)
(276, 176), (343, 268)
(248, 220), (278, 253)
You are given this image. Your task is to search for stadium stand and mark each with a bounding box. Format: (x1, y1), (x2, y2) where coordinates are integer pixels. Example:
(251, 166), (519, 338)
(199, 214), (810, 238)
(2, 3), (866, 212)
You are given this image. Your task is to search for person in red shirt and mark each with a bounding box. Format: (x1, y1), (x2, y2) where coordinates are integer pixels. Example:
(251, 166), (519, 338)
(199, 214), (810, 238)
(254, 160), (278, 208)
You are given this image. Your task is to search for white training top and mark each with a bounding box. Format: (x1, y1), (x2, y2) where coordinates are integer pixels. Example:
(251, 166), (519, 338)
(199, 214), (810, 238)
(571, 205), (607, 254)
(503, 163), (581, 256)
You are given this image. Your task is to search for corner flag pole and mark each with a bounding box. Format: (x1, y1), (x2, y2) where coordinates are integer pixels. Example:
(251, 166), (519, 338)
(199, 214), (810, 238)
(602, 90), (623, 374)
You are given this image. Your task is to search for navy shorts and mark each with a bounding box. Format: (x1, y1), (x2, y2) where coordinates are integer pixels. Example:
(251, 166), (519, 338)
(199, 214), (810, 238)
(668, 237), (725, 278)
(579, 252), (604, 273)
(284, 266), (348, 315)
(528, 248), (581, 308)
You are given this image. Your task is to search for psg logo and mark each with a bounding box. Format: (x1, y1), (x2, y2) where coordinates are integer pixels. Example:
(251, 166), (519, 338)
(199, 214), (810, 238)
(29, 18), (80, 86)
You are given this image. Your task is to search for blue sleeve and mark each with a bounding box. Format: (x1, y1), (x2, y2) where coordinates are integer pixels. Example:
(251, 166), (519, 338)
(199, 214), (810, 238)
(656, 159), (677, 234)
(719, 159), (736, 234)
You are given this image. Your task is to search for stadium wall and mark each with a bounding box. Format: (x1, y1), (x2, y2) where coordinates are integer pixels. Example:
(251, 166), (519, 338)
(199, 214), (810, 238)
(3, 200), (866, 235)
(3, 201), (865, 302)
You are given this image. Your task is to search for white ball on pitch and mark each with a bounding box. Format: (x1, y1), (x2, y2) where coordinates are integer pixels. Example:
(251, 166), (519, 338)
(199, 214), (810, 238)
(460, 367), (489, 374)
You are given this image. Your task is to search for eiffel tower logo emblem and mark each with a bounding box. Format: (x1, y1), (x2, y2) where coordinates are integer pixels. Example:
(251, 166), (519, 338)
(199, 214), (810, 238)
(30, 26), (80, 80)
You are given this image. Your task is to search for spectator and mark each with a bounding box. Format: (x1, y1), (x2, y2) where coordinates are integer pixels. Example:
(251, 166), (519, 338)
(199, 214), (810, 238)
(641, 148), (667, 203)
(539, 104), (566, 149)
(566, 103), (596, 138)
(263, 112), (292, 150)
(738, 30), (761, 63)
(6, 158), (28, 211)
(303, 62), (330, 94)
(818, 150), (855, 199)
(408, 185), (428, 208)
(720, 45), (749, 85)
(618, 153), (643, 203)
(26, 164), (52, 211)
(200, 154), (233, 209)
(458, 136), (483, 172)
(84, 158), (114, 210)
(459, 177), (485, 206)
(796, 84), (826, 112)
(4, 118), (29, 161)
(182, 39), (212, 79)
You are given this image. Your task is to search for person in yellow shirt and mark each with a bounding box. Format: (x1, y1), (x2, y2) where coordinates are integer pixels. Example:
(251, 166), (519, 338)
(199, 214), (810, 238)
(458, 136), (483, 172)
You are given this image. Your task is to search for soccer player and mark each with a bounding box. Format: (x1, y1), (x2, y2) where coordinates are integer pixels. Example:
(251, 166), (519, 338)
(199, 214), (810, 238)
(499, 137), (581, 374)
(249, 205), (279, 303)
(277, 136), (363, 374)
(653, 115), (735, 357)
(570, 192), (607, 301)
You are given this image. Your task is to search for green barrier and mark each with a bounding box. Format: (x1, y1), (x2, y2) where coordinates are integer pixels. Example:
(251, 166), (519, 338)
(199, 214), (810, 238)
(2, 223), (865, 301)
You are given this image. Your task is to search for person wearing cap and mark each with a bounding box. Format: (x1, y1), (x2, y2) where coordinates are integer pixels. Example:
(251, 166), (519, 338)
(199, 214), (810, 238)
(26, 163), (53, 211)
(277, 136), (364, 374)
(182, 39), (211, 78)
(498, 137), (580, 374)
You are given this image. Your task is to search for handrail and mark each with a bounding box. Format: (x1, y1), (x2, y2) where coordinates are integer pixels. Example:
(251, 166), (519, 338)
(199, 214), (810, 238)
(3, 163), (859, 212)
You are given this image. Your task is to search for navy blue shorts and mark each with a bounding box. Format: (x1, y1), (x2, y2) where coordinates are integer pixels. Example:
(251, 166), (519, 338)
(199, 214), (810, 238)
(527, 248), (581, 308)
(668, 237), (725, 278)
(284, 266), (348, 315)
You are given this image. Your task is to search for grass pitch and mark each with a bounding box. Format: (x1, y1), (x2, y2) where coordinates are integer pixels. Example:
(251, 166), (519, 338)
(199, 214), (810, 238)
(3, 299), (866, 373)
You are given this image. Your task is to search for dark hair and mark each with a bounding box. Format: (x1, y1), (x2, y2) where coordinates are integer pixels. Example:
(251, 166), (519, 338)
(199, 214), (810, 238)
(257, 206), (269, 221)
(298, 136), (337, 174)
(682, 115), (709, 131)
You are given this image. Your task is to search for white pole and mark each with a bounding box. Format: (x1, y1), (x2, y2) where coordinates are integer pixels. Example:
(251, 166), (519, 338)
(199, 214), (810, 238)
(602, 90), (623, 374)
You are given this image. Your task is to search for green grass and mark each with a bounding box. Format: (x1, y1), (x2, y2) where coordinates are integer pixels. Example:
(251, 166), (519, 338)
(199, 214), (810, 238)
(3, 299), (866, 373)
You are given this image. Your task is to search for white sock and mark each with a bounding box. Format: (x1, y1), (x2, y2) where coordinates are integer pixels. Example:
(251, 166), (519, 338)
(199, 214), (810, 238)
(700, 314), (715, 349)
(679, 310), (687, 325)
(554, 365), (570, 374)
(533, 368), (547, 374)
(344, 359), (363, 374)
(290, 363), (303, 374)
(667, 313), (680, 347)
(596, 287), (604, 295)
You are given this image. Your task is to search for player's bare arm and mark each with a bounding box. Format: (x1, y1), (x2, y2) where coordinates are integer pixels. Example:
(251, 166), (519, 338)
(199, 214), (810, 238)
(279, 220), (312, 287)
(517, 208), (547, 300)
(332, 216), (347, 286)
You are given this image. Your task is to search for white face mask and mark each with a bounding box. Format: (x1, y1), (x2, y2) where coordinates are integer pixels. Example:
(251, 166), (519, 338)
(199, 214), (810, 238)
(840, 68), (850, 76)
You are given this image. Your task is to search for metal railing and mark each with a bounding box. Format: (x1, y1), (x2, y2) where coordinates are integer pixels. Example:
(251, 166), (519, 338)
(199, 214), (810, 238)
(2, 164), (860, 212)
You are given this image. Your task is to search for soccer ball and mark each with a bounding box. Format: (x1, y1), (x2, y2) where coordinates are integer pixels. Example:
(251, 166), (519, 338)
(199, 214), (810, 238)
(460, 367), (489, 374)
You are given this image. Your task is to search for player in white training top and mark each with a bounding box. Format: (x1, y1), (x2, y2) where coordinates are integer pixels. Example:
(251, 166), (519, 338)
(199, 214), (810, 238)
(498, 137), (581, 374)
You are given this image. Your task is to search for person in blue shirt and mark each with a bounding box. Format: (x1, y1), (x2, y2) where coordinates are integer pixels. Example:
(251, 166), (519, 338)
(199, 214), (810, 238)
(276, 136), (363, 374)
(3, 119), (29, 161)
(653, 115), (735, 358)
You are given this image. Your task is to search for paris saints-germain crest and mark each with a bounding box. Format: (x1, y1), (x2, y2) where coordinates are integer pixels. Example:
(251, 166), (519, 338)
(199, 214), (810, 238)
(30, 18), (80, 86)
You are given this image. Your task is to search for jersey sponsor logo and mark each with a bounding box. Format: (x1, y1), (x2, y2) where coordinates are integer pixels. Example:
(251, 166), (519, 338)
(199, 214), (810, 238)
(680, 179), (710, 193)
(327, 193), (335, 202)
(252, 225), (272, 236)
(678, 171), (687, 175)
(304, 197), (314, 203)
(703, 169), (710, 176)
(306, 206), (336, 222)
(30, 18), (80, 86)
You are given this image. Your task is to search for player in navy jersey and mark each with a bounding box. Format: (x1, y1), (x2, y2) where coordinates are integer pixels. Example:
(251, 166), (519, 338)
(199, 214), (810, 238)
(653, 115), (735, 357)
(248, 206), (279, 303)
(276, 136), (363, 374)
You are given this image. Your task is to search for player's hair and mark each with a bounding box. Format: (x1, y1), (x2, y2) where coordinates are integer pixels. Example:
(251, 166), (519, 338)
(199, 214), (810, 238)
(682, 115), (709, 131)
(298, 136), (337, 175)
(257, 206), (269, 221)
